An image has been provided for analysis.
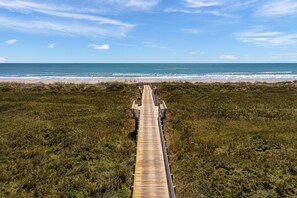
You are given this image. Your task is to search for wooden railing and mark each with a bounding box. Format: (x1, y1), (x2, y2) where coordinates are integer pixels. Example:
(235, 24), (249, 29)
(130, 86), (143, 197)
(152, 87), (176, 198)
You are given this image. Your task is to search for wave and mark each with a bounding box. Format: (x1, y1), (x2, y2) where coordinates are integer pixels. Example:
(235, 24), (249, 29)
(256, 72), (294, 74)
(1, 72), (297, 81)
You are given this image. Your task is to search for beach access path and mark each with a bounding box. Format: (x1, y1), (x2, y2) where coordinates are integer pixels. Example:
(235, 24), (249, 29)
(133, 85), (170, 198)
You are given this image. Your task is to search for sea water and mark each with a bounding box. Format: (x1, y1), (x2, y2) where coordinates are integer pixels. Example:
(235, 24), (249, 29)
(0, 63), (297, 81)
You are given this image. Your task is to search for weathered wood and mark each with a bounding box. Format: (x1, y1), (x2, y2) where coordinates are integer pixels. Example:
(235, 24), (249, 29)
(131, 100), (140, 119)
(159, 101), (167, 119)
(133, 85), (169, 198)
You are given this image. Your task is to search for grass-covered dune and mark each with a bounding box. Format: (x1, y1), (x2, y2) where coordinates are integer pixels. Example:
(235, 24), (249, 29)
(159, 82), (297, 198)
(0, 83), (136, 198)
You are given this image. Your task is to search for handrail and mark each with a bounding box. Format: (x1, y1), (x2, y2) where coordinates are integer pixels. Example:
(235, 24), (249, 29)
(152, 88), (176, 198)
(130, 86), (143, 198)
(130, 115), (139, 198)
(152, 89), (158, 106)
(157, 115), (176, 198)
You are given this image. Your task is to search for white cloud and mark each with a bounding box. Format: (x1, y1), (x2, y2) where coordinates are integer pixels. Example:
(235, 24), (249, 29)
(205, 10), (235, 18)
(6, 39), (17, 44)
(0, 57), (6, 63)
(235, 27), (297, 46)
(94, 0), (159, 10)
(220, 55), (238, 60)
(164, 8), (202, 14)
(48, 43), (55, 48)
(165, 0), (259, 18)
(185, 0), (222, 8)
(0, 0), (65, 13)
(228, 0), (260, 10)
(34, 10), (133, 28)
(164, 7), (235, 18)
(190, 51), (199, 55)
(0, 0), (134, 38)
(0, 0), (133, 27)
(257, 0), (297, 16)
(181, 28), (202, 34)
(126, 0), (159, 10)
(88, 44), (111, 50)
(0, 16), (130, 38)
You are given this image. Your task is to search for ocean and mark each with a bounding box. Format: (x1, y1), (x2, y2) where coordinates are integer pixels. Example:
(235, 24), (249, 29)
(0, 63), (297, 81)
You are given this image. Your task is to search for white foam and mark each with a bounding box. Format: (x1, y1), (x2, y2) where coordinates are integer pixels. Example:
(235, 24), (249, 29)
(1, 72), (297, 81)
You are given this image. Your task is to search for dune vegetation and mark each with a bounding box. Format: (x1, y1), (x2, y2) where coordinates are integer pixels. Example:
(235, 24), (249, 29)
(0, 83), (136, 198)
(159, 82), (297, 198)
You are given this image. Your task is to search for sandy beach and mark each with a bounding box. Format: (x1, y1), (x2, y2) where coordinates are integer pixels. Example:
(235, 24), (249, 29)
(0, 79), (295, 84)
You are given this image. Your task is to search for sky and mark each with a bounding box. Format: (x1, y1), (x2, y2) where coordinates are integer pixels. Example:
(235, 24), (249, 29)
(0, 0), (297, 63)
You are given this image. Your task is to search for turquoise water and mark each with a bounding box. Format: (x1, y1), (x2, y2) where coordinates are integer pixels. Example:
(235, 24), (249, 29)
(0, 63), (297, 81)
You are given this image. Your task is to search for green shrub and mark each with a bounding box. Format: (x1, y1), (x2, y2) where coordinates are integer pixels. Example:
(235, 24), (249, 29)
(159, 82), (297, 198)
(0, 83), (137, 197)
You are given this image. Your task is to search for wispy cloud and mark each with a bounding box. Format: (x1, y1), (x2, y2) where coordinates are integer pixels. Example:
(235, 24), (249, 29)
(165, 0), (274, 19)
(227, 0), (260, 10)
(257, 0), (297, 16)
(0, 57), (6, 63)
(142, 41), (173, 51)
(190, 51), (200, 55)
(185, 0), (222, 8)
(0, 16), (131, 38)
(164, 8), (201, 14)
(205, 10), (235, 17)
(6, 39), (17, 44)
(277, 52), (297, 56)
(181, 28), (202, 34)
(38, 11), (133, 28)
(0, 0), (69, 12)
(0, 0), (159, 12)
(125, 0), (159, 10)
(220, 55), (238, 60)
(97, 0), (159, 10)
(235, 27), (297, 46)
(48, 43), (55, 48)
(164, 7), (234, 17)
(270, 52), (297, 59)
(88, 44), (111, 50)
(0, 0), (133, 27)
(164, 0), (237, 18)
(0, 0), (134, 37)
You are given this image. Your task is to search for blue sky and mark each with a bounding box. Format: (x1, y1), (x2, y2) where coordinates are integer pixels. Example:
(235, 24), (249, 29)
(0, 0), (297, 63)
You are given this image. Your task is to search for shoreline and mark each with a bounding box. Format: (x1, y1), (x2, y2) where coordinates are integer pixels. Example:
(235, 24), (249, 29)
(0, 79), (296, 84)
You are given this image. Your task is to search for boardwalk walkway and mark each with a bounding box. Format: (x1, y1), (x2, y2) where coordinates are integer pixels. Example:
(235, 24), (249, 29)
(133, 85), (170, 198)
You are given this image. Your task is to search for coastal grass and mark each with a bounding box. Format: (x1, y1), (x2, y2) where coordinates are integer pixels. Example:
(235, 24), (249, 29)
(0, 83), (136, 198)
(159, 82), (297, 198)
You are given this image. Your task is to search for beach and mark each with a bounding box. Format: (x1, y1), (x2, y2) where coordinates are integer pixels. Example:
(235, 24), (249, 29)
(1, 63), (297, 83)
(0, 79), (295, 84)
(1, 64), (297, 198)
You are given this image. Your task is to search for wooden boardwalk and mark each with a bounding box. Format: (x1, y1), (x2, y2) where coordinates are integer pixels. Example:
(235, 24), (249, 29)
(133, 85), (170, 198)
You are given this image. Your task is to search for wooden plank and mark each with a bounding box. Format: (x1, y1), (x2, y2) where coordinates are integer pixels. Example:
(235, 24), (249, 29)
(133, 85), (170, 198)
